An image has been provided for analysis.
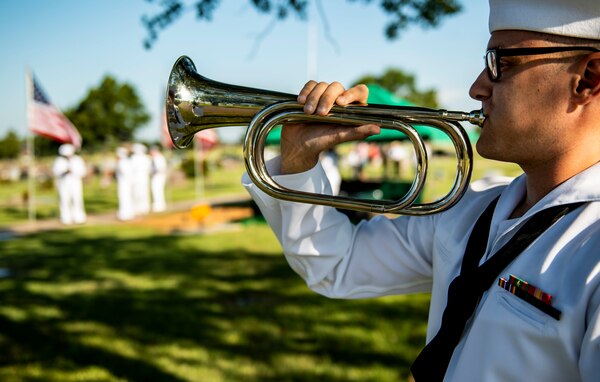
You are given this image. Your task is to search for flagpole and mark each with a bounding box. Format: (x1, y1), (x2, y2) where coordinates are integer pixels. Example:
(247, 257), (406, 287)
(193, 139), (204, 199)
(25, 69), (36, 223)
(159, 90), (173, 206)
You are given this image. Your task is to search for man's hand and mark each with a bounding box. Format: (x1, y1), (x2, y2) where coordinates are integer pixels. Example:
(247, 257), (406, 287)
(280, 81), (380, 174)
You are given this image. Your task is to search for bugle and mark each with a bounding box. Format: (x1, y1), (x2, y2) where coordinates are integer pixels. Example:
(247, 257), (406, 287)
(166, 55), (484, 215)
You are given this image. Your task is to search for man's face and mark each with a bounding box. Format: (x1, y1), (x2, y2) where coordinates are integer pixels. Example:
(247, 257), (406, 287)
(469, 31), (574, 167)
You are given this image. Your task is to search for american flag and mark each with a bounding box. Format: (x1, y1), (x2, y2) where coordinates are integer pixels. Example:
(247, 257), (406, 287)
(195, 129), (219, 151)
(28, 73), (82, 148)
(160, 108), (175, 149)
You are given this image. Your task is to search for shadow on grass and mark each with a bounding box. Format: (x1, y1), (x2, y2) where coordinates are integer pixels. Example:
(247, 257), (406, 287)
(0, 225), (429, 382)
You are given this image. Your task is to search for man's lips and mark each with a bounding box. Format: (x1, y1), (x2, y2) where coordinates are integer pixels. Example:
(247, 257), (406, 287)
(481, 106), (490, 126)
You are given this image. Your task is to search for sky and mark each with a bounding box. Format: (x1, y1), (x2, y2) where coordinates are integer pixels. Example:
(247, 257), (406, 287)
(0, 0), (490, 145)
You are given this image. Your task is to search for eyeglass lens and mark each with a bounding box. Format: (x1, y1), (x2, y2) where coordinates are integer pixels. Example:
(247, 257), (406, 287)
(486, 51), (498, 80)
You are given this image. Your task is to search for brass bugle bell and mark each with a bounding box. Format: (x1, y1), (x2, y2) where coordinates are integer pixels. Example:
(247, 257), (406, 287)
(166, 55), (484, 215)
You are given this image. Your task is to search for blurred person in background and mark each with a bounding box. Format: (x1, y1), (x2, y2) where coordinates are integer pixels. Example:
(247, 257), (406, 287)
(52, 143), (86, 225)
(150, 146), (167, 213)
(130, 143), (151, 216)
(387, 140), (409, 178)
(115, 146), (134, 221)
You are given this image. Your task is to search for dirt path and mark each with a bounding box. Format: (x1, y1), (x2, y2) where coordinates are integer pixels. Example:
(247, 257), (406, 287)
(0, 194), (255, 238)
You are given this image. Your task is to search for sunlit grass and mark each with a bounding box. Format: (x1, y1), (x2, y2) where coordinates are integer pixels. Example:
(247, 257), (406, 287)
(0, 223), (430, 381)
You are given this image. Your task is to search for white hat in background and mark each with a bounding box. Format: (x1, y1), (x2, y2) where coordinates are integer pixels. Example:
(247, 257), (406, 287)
(59, 143), (75, 157)
(132, 143), (147, 154)
(116, 147), (129, 159)
(489, 0), (600, 40)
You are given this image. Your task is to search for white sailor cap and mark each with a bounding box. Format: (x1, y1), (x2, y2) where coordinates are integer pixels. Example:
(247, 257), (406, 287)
(132, 143), (147, 154)
(116, 147), (129, 158)
(59, 143), (75, 157)
(489, 0), (600, 40)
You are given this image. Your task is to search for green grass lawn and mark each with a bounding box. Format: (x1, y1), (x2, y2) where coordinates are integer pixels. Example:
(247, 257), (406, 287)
(0, 223), (429, 382)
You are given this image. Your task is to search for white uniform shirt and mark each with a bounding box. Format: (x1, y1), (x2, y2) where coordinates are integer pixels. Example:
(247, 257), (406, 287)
(130, 152), (152, 215)
(116, 155), (134, 221)
(242, 158), (600, 382)
(52, 154), (87, 225)
(150, 152), (168, 212)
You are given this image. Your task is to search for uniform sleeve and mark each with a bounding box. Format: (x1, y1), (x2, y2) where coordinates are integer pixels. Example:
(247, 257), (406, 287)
(242, 156), (437, 299)
(70, 156), (87, 178)
(52, 158), (68, 177)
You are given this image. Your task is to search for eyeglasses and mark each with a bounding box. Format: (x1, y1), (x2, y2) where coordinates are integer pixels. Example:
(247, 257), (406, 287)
(485, 46), (600, 81)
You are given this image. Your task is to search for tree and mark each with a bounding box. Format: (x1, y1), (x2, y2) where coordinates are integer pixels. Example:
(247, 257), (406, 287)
(0, 130), (22, 159)
(353, 67), (439, 108)
(65, 76), (150, 150)
(32, 136), (61, 157)
(142, 0), (462, 49)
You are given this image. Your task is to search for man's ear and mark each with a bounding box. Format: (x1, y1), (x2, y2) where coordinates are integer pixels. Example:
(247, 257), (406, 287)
(574, 52), (600, 103)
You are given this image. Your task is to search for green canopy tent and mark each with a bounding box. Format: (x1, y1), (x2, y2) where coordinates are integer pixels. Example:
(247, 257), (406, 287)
(264, 83), (479, 145)
(363, 84), (481, 144)
(363, 84), (433, 142)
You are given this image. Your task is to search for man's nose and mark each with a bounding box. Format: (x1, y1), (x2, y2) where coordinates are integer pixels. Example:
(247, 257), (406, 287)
(469, 69), (491, 101)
